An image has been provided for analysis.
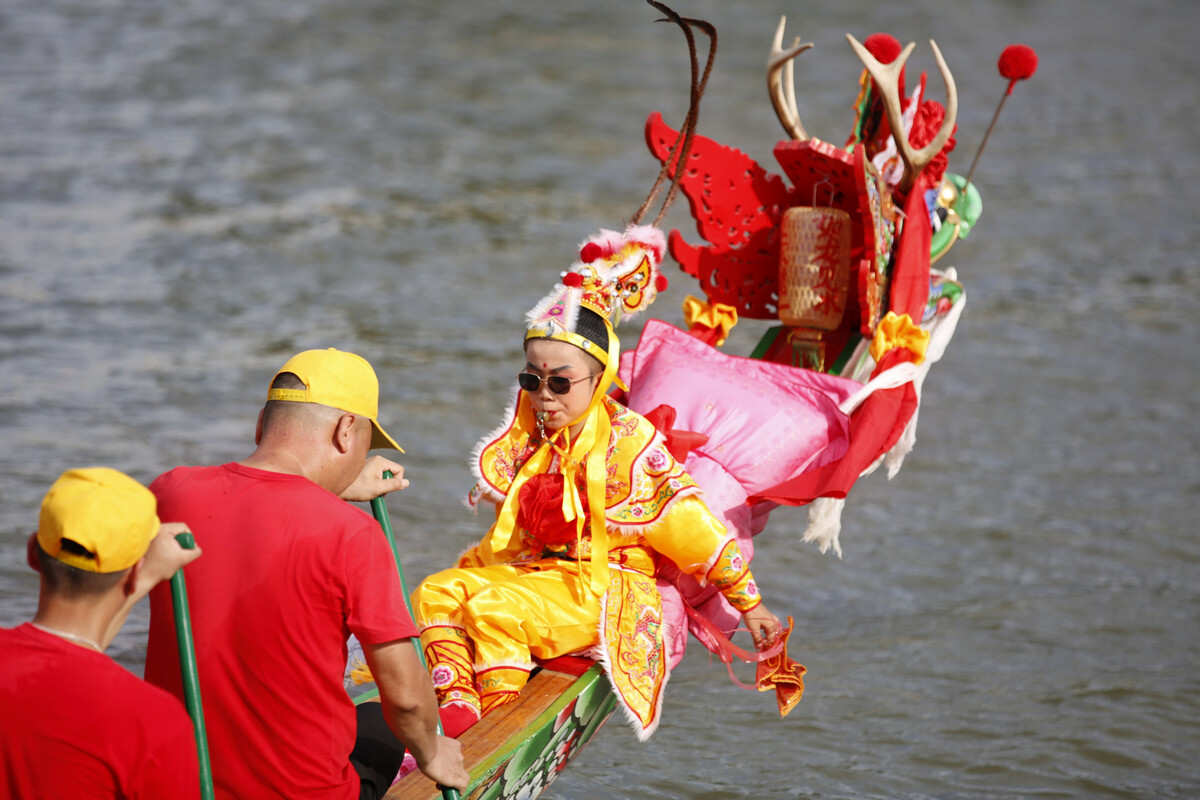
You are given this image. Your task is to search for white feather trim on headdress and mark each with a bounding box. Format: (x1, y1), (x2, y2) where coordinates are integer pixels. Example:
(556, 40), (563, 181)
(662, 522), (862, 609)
(524, 283), (583, 339)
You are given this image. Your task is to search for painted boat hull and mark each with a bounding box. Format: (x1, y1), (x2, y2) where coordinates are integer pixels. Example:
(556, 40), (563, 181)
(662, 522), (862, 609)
(362, 661), (617, 800)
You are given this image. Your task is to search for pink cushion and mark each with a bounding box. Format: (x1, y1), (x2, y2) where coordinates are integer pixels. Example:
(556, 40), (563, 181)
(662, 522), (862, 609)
(621, 320), (857, 496)
(624, 320), (860, 664)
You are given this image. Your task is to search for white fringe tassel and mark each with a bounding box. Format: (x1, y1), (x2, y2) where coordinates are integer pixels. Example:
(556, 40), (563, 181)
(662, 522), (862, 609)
(801, 497), (847, 558)
(800, 279), (966, 555)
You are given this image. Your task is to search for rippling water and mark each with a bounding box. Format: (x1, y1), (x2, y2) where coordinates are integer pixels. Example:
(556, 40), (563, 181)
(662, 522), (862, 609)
(2, 1), (1198, 797)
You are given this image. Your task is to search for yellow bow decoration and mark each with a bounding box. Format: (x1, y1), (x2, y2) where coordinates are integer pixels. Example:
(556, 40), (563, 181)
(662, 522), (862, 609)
(869, 311), (930, 366)
(682, 295), (739, 347)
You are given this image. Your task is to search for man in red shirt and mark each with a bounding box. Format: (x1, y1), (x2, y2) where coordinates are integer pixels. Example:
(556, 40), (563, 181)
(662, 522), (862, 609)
(144, 348), (468, 799)
(1, 467), (203, 799)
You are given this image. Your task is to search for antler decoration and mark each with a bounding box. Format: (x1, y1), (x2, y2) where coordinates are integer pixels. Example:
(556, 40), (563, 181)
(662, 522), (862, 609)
(846, 34), (958, 193)
(631, 1), (717, 227)
(767, 16), (814, 142)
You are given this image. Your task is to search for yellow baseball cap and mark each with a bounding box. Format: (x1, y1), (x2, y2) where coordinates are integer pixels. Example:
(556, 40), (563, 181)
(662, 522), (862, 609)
(37, 468), (161, 574)
(267, 348), (403, 452)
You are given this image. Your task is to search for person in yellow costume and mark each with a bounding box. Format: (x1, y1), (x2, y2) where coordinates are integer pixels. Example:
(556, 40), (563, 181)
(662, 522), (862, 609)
(413, 225), (785, 741)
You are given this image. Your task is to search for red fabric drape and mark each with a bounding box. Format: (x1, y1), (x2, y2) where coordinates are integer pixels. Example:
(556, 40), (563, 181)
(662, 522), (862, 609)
(747, 349), (919, 507)
(888, 182), (933, 322)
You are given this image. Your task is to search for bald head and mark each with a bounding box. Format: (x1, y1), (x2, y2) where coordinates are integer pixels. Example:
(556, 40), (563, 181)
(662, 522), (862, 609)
(247, 372), (374, 495)
(259, 373), (344, 440)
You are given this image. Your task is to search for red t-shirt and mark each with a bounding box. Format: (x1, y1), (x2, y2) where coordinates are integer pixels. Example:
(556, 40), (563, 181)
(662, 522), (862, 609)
(0, 623), (199, 799)
(144, 463), (417, 800)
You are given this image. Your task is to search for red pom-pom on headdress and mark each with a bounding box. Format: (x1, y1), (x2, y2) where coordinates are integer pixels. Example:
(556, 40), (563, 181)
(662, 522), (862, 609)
(863, 33), (901, 63)
(998, 44), (1038, 94)
(580, 243), (604, 263)
(562, 272), (584, 288)
(863, 33), (905, 97)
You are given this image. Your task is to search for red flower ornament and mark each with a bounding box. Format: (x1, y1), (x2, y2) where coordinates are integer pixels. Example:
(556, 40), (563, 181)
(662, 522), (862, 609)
(517, 472), (586, 546)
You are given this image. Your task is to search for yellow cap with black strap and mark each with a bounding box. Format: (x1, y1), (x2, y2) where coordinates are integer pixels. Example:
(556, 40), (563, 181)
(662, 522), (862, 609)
(37, 467), (160, 573)
(268, 348), (403, 452)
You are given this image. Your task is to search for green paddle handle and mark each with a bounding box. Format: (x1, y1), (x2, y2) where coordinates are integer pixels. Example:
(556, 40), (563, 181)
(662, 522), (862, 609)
(370, 476), (412, 602)
(370, 472), (461, 800)
(171, 531), (215, 800)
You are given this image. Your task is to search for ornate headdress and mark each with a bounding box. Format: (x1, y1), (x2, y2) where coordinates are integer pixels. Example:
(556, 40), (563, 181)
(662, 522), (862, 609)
(524, 224), (669, 369)
(522, 0), (715, 378)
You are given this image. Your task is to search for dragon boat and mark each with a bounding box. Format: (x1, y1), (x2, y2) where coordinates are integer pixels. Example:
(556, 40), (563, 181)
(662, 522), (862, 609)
(355, 13), (1003, 800)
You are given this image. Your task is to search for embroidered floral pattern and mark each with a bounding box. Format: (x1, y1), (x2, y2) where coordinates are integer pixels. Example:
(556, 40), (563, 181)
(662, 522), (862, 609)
(708, 539), (761, 612)
(430, 664), (455, 688)
(421, 625), (478, 706)
(602, 569), (666, 730)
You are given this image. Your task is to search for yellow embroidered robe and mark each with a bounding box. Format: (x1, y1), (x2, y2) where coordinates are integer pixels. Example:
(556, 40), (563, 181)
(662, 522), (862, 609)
(454, 395), (761, 739)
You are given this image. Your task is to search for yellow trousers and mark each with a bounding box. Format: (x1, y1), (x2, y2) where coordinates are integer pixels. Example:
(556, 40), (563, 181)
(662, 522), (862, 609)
(413, 561), (602, 712)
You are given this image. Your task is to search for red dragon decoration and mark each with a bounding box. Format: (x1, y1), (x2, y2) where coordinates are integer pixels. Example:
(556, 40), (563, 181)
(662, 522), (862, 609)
(645, 19), (958, 368)
(639, 18), (961, 511)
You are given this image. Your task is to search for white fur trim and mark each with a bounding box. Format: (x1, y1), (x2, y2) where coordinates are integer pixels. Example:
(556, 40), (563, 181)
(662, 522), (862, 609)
(603, 430), (702, 534)
(468, 386), (524, 507)
(622, 224), (667, 263)
(525, 284), (582, 337)
(606, 483), (703, 539)
(578, 228), (626, 258)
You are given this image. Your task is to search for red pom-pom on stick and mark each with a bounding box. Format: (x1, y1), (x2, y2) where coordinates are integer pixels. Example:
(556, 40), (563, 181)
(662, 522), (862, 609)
(962, 43), (1039, 194)
(998, 44), (1038, 94)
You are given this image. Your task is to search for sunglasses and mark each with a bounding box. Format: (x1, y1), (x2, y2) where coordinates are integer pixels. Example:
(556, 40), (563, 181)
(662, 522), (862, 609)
(517, 372), (597, 395)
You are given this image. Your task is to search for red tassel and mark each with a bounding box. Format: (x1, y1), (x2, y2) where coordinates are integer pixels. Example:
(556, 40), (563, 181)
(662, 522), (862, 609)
(961, 43), (1038, 190)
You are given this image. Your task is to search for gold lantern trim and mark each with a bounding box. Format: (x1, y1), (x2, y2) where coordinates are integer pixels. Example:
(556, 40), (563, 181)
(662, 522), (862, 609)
(777, 205), (852, 370)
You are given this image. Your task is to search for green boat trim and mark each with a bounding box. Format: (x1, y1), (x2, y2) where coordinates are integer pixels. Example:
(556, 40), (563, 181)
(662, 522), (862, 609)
(355, 660), (617, 800)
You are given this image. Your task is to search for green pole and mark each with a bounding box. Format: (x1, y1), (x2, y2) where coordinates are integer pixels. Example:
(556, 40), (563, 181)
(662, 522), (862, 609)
(171, 531), (215, 800)
(370, 473), (462, 800)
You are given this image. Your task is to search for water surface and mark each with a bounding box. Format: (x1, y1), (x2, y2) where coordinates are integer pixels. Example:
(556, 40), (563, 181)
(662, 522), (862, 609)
(2, 1), (1198, 797)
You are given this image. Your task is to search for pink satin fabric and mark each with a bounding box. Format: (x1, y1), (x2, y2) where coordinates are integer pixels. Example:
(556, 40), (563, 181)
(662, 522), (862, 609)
(619, 320), (859, 667)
